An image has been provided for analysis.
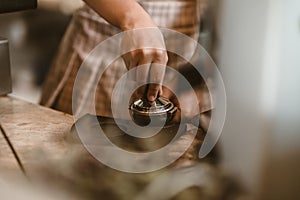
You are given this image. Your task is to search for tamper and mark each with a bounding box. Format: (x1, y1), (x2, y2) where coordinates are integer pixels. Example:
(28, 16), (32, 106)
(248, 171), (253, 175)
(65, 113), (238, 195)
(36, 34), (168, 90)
(129, 96), (177, 126)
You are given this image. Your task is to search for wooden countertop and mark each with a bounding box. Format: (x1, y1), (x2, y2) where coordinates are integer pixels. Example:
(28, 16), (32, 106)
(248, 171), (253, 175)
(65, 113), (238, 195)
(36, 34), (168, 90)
(0, 96), (74, 175)
(0, 96), (224, 199)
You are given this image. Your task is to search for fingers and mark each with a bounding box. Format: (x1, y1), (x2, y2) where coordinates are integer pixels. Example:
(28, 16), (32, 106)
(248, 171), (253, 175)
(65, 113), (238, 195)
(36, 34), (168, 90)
(122, 51), (138, 82)
(148, 64), (165, 102)
(124, 48), (167, 102)
(147, 83), (160, 102)
(121, 28), (168, 102)
(136, 49), (152, 99)
(147, 49), (168, 102)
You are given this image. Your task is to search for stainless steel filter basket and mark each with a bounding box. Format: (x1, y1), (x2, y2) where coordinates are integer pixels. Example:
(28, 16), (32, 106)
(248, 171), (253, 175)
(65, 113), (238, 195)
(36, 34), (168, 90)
(129, 96), (177, 126)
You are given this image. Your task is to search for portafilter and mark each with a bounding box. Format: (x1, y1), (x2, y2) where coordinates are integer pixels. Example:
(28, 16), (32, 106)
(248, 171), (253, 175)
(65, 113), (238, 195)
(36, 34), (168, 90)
(129, 96), (177, 126)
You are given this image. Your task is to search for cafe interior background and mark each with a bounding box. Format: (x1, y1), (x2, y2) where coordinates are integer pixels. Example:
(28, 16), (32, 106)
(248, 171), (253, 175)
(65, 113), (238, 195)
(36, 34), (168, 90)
(0, 0), (299, 199)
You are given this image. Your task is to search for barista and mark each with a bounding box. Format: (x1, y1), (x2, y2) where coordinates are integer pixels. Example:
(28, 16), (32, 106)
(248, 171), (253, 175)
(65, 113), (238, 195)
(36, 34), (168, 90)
(40, 0), (207, 119)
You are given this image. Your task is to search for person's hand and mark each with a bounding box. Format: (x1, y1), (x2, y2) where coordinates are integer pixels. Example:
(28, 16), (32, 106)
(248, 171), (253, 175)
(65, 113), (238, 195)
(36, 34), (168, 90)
(84, 0), (168, 102)
(122, 28), (168, 103)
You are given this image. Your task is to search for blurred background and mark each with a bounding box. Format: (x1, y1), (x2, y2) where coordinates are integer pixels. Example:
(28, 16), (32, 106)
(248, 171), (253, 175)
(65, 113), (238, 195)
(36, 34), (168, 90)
(0, 0), (299, 199)
(218, 1), (300, 199)
(0, 0), (83, 102)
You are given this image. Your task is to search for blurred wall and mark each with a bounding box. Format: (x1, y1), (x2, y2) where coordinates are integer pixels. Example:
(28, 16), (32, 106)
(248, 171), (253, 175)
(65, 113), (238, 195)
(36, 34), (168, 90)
(218, 0), (300, 199)
(0, 8), (71, 102)
(260, 0), (300, 199)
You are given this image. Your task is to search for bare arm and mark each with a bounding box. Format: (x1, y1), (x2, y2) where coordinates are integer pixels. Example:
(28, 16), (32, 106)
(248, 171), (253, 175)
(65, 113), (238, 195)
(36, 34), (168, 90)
(84, 0), (168, 103)
(83, 0), (156, 30)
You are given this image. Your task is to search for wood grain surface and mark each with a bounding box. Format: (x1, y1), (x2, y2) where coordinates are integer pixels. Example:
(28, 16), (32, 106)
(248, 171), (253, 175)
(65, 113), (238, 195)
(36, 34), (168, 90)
(0, 96), (74, 175)
(0, 96), (227, 200)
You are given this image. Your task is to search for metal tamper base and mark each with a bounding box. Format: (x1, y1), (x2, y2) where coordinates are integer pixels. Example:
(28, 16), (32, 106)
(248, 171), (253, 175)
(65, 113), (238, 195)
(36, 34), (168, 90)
(129, 96), (177, 126)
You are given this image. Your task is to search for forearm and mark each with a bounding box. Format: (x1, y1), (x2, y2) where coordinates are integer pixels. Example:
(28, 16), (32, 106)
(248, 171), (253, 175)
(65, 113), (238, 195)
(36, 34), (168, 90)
(83, 0), (156, 30)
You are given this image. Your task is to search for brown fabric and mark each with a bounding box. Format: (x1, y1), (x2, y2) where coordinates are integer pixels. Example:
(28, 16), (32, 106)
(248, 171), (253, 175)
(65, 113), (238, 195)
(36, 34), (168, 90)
(40, 0), (211, 118)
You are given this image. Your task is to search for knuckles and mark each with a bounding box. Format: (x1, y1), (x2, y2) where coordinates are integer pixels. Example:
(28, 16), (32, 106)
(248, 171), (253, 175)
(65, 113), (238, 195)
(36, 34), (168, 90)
(128, 48), (168, 63)
(153, 49), (168, 63)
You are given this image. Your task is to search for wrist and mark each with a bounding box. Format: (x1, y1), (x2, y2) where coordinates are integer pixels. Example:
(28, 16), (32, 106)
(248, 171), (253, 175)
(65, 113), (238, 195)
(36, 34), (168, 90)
(119, 10), (157, 31)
